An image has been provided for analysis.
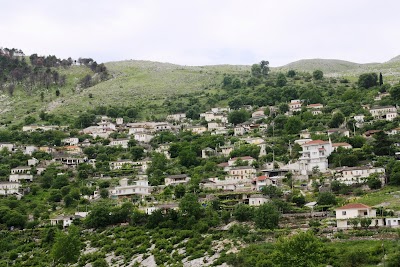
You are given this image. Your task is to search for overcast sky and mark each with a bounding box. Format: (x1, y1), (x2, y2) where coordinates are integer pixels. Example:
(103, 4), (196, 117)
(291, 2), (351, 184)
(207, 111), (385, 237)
(1, 0), (399, 66)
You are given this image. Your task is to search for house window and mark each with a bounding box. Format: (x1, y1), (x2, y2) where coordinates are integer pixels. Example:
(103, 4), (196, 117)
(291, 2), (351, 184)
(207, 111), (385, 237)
(347, 221), (350, 225)
(342, 211), (346, 215)
(364, 211), (368, 216)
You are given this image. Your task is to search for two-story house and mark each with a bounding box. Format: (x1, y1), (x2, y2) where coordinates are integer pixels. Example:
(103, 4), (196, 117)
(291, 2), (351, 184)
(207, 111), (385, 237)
(164, 174), (191, 186)
(335, 203), (384, 229)
(109, 178), (152, 198)
(369, 106), (398, 121)
(332, 166), (385, 185)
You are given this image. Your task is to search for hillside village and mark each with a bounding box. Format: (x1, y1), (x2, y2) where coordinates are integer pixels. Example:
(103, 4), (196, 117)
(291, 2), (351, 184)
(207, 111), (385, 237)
(1, 50), (400, 266)
(1, 99), (399, 213)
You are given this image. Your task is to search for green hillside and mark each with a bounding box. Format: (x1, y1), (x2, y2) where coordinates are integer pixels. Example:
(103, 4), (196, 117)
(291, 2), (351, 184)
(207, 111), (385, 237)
(1, 55), (400, 126)
(275, 57), (400, 84)
(50, 61), (242, 116)
(276, 58), (367, 73)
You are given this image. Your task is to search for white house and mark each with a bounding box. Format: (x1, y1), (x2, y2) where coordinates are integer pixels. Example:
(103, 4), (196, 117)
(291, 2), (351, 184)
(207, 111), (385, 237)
(299, 139), (333, 175)
(116, 118), (124, 125)
(133, 132), (154, 143)
(49, 212), (88, 228)
(28, 158), (39, 166)
(24, 145), (38, 156)
(153, 123), (172, 132)
(289, 100), (302, 113)
(385, 218), (400, 228)
(61, 137), (79, 146)
(307, 103), (324, 115)
(9, 174), (34, 182)
(248, 194), (269, 206)
(200, 112), (228, 123)
(109, 178), (152, 198)
(165, 174), (191, 186)
(335, 203), (384, 229)
(219, 145), (234, 157)
(207, 122), (227, 132)
(185, 125), (207, 135)
(11, 166), (31, 174)
(369, 106), (397, 118)
(0, 182), (20, 195)
(109, 138), (130, 148)
(0, 143), (15, 152)
(234, 124), (251, 136)
(332, 166), (385, 185)
(143, 204), (179, 215)
(50, 215), (74, 228)
(385, 112), (398, 121)
(167, 113), (186, 122)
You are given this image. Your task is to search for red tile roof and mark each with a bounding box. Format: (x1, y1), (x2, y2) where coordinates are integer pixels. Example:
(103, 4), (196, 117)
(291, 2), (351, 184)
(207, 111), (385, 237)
(302, 140), (329, 146)
(336, 203), (371, 210)
(217, 162), (229, 167)
(255, 175), (268, 181)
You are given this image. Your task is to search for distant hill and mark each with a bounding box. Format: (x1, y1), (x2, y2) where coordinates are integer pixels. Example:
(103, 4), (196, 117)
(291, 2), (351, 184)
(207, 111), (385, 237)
(275, 59), (375, 73)
(273, 57), (400, 82)
(387, 55), (400, 63)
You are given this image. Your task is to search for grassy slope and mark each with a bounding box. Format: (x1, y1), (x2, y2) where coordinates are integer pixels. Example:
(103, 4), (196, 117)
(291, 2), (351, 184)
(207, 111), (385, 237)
(50, 61), (249, 116)
(276, 57), (400, 83)
(276, 58), (368, 73)
(1, 55), (400, 125)
(0, 65), (92, 125)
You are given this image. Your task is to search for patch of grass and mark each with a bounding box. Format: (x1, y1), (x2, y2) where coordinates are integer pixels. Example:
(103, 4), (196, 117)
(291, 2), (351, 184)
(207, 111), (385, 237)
(350, 186), (400, 211)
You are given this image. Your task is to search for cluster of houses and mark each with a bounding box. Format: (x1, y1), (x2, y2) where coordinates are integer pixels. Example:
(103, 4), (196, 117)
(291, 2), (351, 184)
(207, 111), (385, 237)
(1, 96), (399, 229)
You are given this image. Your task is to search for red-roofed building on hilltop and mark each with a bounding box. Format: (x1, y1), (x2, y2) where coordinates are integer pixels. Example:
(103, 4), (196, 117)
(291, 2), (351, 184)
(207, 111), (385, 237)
(335, 203), (384, 229)
(299, 139), (333, 175)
